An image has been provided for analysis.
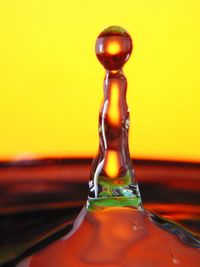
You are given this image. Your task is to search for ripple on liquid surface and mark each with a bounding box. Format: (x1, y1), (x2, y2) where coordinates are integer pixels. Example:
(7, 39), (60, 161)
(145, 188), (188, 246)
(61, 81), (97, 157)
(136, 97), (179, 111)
(17, 206), (200, 267)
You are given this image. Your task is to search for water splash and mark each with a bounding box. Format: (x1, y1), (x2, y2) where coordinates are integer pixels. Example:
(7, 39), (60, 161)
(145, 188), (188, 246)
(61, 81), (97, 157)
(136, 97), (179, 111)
(88, 26), (141, 210)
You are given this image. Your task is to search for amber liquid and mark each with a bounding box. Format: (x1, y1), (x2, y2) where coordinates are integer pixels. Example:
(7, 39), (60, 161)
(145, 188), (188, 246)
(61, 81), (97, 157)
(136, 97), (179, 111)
(0, 159), (199, 266)
(16, 206), (200, 267)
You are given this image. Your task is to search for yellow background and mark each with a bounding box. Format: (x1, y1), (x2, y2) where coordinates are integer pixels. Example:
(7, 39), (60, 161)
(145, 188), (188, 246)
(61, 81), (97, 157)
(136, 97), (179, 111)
(0, 1), (199, 162)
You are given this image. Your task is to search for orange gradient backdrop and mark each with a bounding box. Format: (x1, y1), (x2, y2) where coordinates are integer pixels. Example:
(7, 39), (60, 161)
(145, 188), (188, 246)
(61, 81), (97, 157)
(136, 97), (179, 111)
(0, 1), (200, 162)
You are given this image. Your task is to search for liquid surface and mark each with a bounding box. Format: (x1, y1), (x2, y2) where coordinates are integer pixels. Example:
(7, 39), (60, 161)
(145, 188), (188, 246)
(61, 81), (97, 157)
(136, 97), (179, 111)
(17, 207), (200, 267)
(0, 160), (199, 266)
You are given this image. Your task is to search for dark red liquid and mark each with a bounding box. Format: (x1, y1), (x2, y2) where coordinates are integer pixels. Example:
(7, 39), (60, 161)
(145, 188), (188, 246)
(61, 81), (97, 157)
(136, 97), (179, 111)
(95, 26), (132, 71)
(17, 207), (200, 267)
(0, 159), (200, 266)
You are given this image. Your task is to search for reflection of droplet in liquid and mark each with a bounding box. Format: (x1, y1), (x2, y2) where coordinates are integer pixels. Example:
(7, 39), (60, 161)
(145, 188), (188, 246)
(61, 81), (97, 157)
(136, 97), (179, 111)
(16, 26), (200, 267)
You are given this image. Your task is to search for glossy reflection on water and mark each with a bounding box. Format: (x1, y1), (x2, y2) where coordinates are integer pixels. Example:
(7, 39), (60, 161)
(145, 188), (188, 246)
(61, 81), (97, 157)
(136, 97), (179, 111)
(17, 206), (200, 267)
